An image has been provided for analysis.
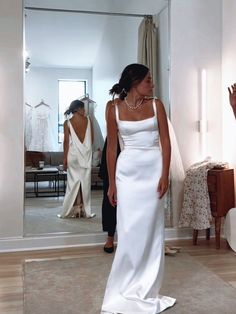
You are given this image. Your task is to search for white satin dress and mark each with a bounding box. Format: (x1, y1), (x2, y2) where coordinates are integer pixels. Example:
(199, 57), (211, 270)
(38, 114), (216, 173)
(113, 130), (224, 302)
(101, 100), (176, 314)
(59, 118), (93, 218)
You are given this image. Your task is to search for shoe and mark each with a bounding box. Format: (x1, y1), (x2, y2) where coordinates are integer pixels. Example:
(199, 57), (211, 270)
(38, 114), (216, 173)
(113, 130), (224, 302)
(170, 246), (181, 253)
(87, 213), (96, 218)
(74, 204), (84, 218)
(104, 245), (114, 253)
(165, 246), (177, 256)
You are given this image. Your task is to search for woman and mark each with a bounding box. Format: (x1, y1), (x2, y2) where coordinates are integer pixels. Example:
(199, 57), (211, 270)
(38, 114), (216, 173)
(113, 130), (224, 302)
(99, 101), (121, 253)
(101, 64), (176, 313)
(228, 83), (236, 119)
(58, 99), (95, 219)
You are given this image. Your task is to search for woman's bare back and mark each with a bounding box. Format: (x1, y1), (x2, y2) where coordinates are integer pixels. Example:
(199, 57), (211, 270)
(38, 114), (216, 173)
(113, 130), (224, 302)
(69, 114), (88, 143)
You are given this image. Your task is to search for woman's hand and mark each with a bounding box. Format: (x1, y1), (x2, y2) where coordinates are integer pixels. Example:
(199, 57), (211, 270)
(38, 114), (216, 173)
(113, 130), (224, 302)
(63, 158), (67, 171)
(157, 176), (169, 199)
(228, 83), (236, 119)
(107, 184), (117, 207)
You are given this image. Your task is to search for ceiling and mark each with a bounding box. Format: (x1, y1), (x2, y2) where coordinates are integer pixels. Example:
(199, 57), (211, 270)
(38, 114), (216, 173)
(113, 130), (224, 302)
(25, 10), (108, 68)
(24, 0), (167, 69)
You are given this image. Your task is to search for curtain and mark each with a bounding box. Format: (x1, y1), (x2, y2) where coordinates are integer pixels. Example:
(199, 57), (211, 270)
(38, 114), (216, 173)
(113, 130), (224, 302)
(138, 16), (157, 91)
(138, 18), (185, 227)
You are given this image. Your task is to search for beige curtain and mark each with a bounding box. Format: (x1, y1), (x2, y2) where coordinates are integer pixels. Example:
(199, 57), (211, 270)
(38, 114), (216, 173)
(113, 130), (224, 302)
(138, 17), (184, 227)
(138, 16), (157, 92)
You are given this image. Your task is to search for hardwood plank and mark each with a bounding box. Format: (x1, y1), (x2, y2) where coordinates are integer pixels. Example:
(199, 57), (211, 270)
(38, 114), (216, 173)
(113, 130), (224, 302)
(0, 239), (235, 313)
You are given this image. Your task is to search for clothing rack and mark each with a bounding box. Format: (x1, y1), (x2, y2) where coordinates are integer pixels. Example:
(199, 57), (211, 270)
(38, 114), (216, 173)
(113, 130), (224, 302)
(24, 6), (152, 18)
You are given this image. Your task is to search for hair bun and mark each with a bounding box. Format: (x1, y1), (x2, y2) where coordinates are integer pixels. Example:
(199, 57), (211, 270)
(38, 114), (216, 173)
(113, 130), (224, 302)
(109, 83), (122, 95)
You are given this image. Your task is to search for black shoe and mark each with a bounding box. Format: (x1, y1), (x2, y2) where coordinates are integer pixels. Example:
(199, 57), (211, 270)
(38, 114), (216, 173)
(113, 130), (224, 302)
(103, 245), (114, 253)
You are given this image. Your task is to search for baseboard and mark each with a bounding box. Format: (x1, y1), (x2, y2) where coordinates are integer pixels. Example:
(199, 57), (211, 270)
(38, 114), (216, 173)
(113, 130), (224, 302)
(0, 227), (215, 252)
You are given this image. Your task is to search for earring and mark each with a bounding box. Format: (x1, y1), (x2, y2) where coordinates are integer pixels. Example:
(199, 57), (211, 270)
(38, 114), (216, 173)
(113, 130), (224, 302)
(121, 88), (127, 95)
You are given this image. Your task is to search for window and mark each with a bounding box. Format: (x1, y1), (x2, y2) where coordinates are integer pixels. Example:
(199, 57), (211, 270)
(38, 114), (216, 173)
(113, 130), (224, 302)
(58, 80), (86, 143)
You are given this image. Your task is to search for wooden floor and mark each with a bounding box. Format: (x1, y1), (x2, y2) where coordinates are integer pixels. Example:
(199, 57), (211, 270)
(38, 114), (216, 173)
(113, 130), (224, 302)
(0, 238), (236, 313)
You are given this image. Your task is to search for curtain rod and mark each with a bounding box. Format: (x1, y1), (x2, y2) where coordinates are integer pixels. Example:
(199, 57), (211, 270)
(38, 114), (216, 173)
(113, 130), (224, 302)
(24, 6), (152, 18)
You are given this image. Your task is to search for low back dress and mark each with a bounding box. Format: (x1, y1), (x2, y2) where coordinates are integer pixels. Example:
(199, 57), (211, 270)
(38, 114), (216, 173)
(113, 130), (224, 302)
(60, 117), (92, 218)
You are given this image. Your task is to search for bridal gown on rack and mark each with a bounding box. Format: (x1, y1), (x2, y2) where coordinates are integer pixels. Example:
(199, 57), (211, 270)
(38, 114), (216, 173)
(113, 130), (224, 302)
(101, 100), (176, 314)
(59, 117), (93, 218)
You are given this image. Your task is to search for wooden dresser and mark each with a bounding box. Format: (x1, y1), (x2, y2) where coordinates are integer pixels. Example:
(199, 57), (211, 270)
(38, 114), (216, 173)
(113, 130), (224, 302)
(207, 168), (235, 248)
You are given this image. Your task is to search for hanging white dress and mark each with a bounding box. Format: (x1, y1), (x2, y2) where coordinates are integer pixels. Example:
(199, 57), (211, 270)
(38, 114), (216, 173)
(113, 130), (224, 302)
(101, 100), (176, 314)
(29, 104), (54, 151)
(25, 104), (33, 150)
(59, 117), (93, 218)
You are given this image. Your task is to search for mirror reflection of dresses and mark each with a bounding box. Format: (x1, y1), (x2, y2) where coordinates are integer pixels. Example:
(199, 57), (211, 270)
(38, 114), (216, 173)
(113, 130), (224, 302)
(29, 100), (53, 151)
(25, 103), (33, 150)
(58, 118), (93, 218)
(80, 95), (104, 152)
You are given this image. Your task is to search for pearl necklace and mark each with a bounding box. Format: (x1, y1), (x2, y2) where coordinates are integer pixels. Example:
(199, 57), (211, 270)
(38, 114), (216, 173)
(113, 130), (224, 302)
(124, 97), (144, 111)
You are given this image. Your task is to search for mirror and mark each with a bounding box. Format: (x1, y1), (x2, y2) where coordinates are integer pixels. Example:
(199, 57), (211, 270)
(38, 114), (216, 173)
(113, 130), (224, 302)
(24, 1), (170, 237)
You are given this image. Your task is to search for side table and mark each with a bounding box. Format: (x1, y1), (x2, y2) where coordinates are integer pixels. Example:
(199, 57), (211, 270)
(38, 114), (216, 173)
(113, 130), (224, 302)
(193, 168), (235, 248)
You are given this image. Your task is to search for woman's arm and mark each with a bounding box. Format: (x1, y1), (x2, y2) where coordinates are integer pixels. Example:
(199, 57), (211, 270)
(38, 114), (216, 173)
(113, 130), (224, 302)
(156, 99), (171, 198)
(63, 121), (69, 170)
(228, 84), (236, 119)
(106, 102), (118, 206)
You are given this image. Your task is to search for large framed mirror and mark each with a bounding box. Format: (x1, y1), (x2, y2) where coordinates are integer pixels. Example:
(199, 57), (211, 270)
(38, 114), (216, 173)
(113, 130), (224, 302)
(23, 0), (170, 237)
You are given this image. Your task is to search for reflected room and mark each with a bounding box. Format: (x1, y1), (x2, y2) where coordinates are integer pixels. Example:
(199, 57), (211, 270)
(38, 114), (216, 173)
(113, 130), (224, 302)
(24, 4), (169, 237)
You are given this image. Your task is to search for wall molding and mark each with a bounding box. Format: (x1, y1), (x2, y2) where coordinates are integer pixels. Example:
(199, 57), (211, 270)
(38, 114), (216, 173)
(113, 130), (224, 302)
(0, 227), (215, 252)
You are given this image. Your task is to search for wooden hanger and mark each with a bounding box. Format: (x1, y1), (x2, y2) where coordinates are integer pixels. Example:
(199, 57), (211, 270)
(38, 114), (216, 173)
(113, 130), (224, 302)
(35, 99), (51, 108)
(25, 102), (33, 108)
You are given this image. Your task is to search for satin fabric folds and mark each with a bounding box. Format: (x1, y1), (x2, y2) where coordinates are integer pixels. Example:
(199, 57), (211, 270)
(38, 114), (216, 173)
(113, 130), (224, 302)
(60, 118), (92, 218)
(101, 100), (175, 313)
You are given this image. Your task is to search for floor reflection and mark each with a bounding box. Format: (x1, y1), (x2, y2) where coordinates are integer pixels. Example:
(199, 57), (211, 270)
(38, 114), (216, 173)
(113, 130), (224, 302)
(24, 190), (103, 236)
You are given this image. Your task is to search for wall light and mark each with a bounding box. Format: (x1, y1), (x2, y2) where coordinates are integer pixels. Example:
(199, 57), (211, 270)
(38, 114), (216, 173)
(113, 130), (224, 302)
(198, 69), (208, 159)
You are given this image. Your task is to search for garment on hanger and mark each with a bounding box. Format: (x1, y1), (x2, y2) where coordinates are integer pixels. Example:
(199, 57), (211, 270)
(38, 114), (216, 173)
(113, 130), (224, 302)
(29, 100), (53, 151)
(25, 103), (33, 149)
(80, 96), (104, 153)
(80, 93), (96, 104)
(179, 159), (228, 229)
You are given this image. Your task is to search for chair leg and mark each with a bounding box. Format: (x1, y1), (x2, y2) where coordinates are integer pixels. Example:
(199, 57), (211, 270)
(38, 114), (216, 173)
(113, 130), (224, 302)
(206, 228), (210, 240)
(193, 229), (198, 245)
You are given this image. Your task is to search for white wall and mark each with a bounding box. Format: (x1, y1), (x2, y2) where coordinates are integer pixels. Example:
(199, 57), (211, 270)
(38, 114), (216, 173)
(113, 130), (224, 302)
(170, 0), (222, 169)
(156, 6), (170, 114)
(92, 16), (142, 136)
(0, 0), (24, 237)
(1, 0), (234, 249)
(25, 67), (92, 150)
(222, 0), (236, 200)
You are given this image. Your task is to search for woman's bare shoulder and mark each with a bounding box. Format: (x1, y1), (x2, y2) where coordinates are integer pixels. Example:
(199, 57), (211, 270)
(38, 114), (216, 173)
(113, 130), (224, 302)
(107, 98), (121, 107)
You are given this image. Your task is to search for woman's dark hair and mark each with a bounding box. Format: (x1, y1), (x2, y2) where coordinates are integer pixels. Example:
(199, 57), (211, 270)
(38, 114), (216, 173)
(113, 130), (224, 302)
(64, 99), (84, 116)
(109, 63), (149, 100)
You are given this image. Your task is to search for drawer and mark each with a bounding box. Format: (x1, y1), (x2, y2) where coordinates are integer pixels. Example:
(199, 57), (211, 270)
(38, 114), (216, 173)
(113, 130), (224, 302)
(208, 183), (216, 192)
(207, 174), (216, 184)
(209, 193), (217, 204)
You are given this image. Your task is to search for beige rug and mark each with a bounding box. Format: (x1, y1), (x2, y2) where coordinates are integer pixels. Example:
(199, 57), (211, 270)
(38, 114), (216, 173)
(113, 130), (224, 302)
(23, 253), (236, 314)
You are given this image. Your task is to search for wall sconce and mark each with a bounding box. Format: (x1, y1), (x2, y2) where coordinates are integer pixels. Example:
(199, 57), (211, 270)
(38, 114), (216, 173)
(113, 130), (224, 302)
(198, 69), (208, 158)
(25, 57), (31, 73)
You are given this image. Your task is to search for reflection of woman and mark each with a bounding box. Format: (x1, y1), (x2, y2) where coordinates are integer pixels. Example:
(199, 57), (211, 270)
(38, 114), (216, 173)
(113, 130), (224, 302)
(99, 101), (121, 253)
(228, 83), (236, 119)
(58, 100), (95, 219)
(101, 64), (176, 313)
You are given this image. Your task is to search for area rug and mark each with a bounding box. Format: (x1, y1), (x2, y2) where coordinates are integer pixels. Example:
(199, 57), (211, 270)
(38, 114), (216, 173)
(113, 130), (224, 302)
(23, 253), (236, 314)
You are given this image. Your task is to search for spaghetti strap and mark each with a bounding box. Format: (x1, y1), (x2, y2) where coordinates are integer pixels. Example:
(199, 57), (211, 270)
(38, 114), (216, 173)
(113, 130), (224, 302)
(115, 104), (119, 123)
(152, 98), (157, 117)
